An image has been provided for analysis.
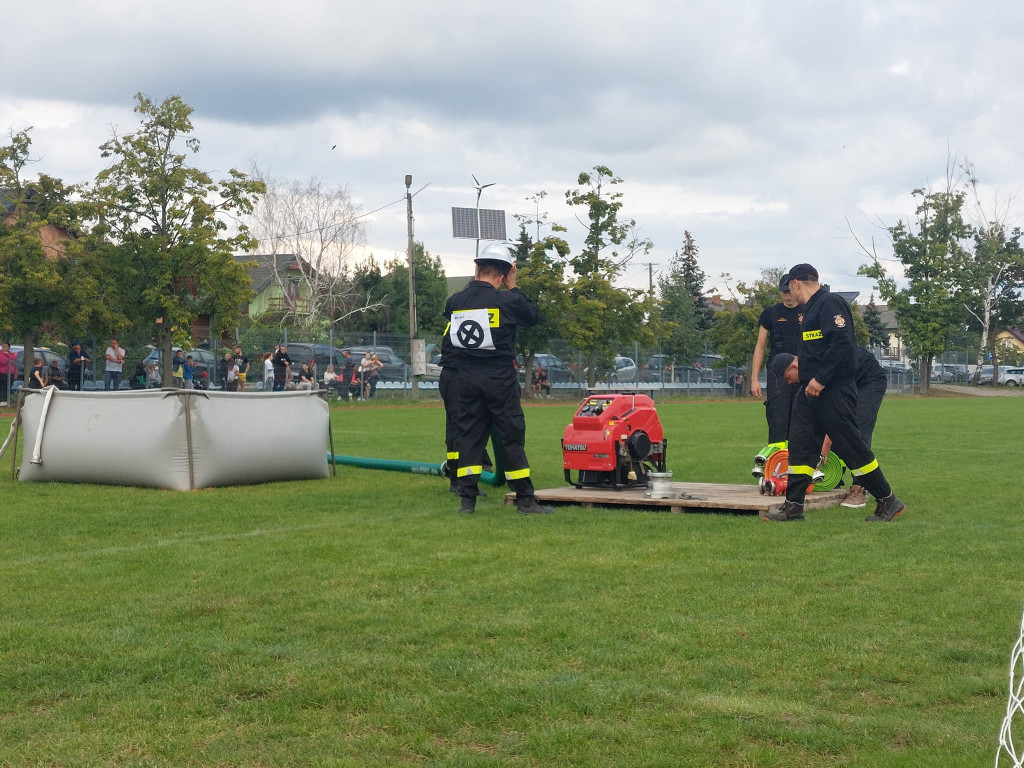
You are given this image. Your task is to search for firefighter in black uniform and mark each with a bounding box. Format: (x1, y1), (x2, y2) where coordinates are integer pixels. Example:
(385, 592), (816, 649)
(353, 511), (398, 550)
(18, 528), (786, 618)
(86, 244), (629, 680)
(775, 346), (890, 509)
(439, 275), (493, 496)
(444, 242), (552, 515)
(750, 273), (802, 443)
(762, 264), (905, 523)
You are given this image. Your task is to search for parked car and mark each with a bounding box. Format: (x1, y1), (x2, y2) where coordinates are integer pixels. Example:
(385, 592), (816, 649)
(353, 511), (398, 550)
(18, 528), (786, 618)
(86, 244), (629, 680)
(516, 353), (576, 385)
(586, 355), (639, 384)
(10, 346), (94, 383)
(427, 353), (443, 378)
(931, 363), (968, 383)
(1000, 367), (1024, 386)
(641, 354), (702, 383)
(144, 347), (217, 382)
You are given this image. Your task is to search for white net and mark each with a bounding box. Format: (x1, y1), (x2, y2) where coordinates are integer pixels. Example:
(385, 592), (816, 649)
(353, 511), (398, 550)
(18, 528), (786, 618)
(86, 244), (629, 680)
(998, 604), (1024, 767)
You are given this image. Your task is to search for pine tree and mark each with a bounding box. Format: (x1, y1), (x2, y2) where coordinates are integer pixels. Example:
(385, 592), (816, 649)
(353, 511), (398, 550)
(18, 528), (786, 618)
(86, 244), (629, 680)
(862, 296), (890, 349)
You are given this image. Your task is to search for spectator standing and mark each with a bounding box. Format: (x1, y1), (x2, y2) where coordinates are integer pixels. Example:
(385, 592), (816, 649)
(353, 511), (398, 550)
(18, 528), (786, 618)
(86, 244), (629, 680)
(0, 342), (16, 404)
(233, 346), (249, 392)
(365, 354), (382, 398)
(182, 356), (196, 389)
(272, 345), (292, 392)
(68, 343), (90, 391)
(223, 352), (240, 392)
(104, 338), (125, 391)
(340, 350), (355, 400)
(262, 352), (273, 391)
(28, 357), (46, 389)
(171, 349), (185, 388)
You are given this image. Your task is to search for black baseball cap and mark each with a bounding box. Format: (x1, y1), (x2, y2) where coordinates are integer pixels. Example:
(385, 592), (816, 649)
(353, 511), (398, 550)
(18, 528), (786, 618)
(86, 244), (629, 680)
(788, 263), (819, 282)
(779, 274), (791, 292)
(769, 353), (796, 377)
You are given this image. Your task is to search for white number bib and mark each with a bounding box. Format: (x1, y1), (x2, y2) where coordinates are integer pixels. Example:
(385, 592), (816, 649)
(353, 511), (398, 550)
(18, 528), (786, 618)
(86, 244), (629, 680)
(450, 308), (495, 350)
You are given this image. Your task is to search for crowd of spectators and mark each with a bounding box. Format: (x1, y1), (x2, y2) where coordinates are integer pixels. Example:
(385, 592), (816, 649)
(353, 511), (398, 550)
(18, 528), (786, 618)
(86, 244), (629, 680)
(0, 339), (391, 402)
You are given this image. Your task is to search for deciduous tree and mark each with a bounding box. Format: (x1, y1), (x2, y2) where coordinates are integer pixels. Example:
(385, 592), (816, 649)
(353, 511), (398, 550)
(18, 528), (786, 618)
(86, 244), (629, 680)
(91, 94), (264, 385)
(564, 166), (654, 386)
(857, 183), (971, 393)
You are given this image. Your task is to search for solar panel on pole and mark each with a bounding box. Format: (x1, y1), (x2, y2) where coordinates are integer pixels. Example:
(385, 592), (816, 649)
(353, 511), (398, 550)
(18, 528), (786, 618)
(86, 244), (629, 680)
(451, 207), (506, 240)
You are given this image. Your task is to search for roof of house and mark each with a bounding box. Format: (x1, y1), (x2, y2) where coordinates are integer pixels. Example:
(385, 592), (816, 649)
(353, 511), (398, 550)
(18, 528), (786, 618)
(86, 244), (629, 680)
(999, 328), (1024, 346)
(234, 253), (306, 293)
(0, 188), (17, 217)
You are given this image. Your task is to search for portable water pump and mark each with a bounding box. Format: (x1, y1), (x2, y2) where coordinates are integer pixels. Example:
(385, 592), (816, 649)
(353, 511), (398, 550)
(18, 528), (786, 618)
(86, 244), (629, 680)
(562, 393), (667, 489)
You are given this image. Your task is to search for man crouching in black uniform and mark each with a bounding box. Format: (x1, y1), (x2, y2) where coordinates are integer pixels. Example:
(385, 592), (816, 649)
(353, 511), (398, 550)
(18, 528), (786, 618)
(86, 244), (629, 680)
(762, 263), (905, 523)
(444, 242), (552, 516)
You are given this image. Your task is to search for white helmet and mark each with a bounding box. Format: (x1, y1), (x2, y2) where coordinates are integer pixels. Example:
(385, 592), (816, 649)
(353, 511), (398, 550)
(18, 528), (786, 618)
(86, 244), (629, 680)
(475, 242), (513, 267)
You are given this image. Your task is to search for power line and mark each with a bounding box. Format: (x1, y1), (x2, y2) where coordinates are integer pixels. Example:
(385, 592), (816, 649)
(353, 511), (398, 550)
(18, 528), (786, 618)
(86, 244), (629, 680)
(251, 191), (419, 245)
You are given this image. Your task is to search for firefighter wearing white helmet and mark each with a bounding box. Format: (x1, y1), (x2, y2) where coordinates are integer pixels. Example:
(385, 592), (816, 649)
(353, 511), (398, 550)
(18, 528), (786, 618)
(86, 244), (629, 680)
(443, 242), (552, 515)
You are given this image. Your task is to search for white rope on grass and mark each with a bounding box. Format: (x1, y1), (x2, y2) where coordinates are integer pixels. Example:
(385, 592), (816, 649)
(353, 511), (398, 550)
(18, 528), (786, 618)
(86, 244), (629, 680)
(997, 603), (1024, 767)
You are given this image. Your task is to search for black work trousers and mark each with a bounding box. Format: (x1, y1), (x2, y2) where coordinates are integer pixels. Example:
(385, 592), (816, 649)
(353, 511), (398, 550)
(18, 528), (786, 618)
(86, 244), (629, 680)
(765, 363), (800, 444)
(455, 365), (533, 500)
(856, 380), (886, 450)
(439, 367), (460, 487)
(786, 379), (891, 504)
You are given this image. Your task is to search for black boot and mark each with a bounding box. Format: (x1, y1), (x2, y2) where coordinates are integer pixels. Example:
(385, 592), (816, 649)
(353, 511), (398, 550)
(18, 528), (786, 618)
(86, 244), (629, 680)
(516, 496), (553, 515)
(459, 497), (475, 515)
(865, 494), (905, 522)
(761, 500), (805, 522)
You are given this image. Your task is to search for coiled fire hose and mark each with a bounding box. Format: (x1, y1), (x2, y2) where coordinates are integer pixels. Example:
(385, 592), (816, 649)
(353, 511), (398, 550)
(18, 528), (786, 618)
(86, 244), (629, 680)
(753, 441), (847, 494)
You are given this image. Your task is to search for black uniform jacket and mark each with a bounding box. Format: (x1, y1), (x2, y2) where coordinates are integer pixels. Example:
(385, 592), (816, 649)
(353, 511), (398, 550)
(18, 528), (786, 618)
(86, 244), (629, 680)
(759, 302), (802, 357)
(854, 346), (888, 388)
(443, 281), (540, 370)
(797, 287), (856, 386)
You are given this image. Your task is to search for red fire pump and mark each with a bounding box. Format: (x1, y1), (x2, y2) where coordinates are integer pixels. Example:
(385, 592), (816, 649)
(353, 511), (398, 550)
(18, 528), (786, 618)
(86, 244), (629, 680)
(562, 393), (667, 489)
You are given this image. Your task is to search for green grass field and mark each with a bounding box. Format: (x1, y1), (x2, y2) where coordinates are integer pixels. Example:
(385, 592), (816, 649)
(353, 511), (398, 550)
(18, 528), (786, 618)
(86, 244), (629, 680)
(0, 394), (1021, 766)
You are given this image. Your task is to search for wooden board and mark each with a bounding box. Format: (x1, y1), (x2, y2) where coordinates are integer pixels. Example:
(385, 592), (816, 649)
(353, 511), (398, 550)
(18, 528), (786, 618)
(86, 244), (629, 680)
(504, 482), (847, 514)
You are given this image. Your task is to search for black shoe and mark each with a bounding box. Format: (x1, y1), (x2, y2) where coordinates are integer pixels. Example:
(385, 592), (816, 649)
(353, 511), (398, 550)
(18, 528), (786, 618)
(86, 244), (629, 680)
(761, 500), (805, 522)
(451, 486), (485, 498)
(516, 497), (553, 515)
(459, 497), (475, 515)
(865, 494), (905, 523)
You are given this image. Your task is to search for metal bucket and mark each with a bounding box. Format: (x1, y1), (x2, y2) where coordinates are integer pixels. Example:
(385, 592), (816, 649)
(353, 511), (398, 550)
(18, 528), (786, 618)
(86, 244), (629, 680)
(645, 471), (674, 499)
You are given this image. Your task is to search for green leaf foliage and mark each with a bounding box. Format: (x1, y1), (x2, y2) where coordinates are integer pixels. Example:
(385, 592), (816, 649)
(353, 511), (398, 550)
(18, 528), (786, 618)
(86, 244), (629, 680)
(90, 93), (264, 376)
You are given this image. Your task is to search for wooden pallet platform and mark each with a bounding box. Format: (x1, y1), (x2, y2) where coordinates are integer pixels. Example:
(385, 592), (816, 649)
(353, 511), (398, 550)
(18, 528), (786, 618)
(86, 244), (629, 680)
(504, 482), (847, 514)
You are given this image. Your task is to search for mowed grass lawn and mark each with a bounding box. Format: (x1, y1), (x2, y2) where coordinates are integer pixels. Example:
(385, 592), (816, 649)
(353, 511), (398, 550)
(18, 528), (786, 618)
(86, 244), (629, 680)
(0, 394), (1021, 767)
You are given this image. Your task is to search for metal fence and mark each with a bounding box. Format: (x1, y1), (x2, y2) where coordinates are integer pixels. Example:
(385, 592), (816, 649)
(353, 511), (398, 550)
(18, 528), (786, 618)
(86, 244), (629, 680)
(0, 328), (982, 402)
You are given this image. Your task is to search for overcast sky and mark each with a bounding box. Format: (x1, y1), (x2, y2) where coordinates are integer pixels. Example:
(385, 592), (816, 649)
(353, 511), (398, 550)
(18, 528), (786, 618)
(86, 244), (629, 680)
(4, 0), (1024, 298)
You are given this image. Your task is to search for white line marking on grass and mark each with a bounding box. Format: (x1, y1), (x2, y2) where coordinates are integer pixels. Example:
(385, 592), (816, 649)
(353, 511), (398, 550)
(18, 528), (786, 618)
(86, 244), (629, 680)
(0, 522), (338, 569)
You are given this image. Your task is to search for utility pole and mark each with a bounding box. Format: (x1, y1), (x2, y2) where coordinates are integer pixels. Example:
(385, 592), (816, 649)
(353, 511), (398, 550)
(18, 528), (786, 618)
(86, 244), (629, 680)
(406, 174), (418, 397)
(640, 262), (656, 292)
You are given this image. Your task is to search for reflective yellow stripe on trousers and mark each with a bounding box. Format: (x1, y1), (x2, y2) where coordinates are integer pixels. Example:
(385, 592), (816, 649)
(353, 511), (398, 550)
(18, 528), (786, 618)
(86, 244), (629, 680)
(788, 464), (815, 476)
(852, 459), (878, 477)
(457, 465), (482, 477)
(505, 468), (530, 480)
